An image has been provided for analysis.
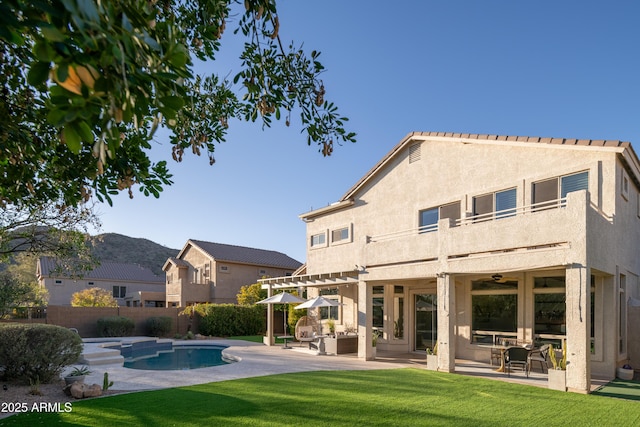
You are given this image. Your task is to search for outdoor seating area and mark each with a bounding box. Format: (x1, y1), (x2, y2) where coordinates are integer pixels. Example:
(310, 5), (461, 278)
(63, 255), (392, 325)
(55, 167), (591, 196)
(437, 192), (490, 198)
(294, 316), (319, 349)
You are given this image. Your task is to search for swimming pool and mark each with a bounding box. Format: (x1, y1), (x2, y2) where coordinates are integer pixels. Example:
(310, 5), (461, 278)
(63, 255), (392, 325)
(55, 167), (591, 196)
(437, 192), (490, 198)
(111, 340), (233, 370)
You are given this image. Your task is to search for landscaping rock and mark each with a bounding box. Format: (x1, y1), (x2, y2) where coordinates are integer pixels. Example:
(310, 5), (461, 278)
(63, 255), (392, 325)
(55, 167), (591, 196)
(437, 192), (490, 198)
(69, 383), (103, 399)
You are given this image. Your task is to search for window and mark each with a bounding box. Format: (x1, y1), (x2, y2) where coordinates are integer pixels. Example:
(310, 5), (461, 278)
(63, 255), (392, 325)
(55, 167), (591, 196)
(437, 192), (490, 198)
(473, 188), (516, 221)
(310, 232), (327, 248)
(319, 288), (339, 320)
(619, 274), (627, 354)
(54, 279), (62, 285)
(113, 286), (126, 298)
(419, 201), (460, 232)
(534, 277), (566, 336)
(258, 269), (267, 276)
(622, 171), (630, 200)
(331, 226), (351, 244)
(372, 286), (384, 338)
(533, 171), (588, 210)
(219, 265), (229, 273)
(471, 279), (518, 343)
(393, 286), (404, 339)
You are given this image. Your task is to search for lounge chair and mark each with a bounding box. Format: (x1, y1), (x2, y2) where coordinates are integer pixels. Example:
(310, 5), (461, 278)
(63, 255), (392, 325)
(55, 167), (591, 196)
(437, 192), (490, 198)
(295, 316), (319, 348)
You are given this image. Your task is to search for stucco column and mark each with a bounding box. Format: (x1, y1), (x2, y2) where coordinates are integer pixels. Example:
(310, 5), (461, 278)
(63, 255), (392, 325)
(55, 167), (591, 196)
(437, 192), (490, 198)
(436, 273), (456, 372)
(565, 264), (591, 393)
(263, 285), (274, 346)
(357, 280), (374, 360)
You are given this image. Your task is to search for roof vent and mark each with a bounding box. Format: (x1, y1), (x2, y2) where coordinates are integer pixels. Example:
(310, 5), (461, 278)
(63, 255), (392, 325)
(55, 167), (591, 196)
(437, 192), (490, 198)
(409, 142), (421, 163)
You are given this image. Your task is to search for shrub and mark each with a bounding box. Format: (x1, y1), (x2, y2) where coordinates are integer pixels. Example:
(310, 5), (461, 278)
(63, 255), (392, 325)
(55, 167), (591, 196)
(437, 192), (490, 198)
(0, 324), (82, 384)
(97, 316), (134, 337)
(147, 316), (172, 337)
(190, 304), (265, 337)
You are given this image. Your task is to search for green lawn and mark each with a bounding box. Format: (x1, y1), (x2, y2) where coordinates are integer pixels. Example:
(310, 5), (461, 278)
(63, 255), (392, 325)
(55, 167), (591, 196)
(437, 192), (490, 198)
(2, 369), (638, 426)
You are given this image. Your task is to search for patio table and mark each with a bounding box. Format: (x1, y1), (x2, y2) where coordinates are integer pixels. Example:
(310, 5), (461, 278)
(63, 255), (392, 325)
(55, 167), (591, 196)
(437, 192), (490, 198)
(277, 335), (294, 349)
(493, 345), (510, 372)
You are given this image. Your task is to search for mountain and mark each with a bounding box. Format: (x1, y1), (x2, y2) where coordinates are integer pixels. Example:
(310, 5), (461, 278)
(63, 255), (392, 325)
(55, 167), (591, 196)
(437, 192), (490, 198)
(91, 233), (179, 276)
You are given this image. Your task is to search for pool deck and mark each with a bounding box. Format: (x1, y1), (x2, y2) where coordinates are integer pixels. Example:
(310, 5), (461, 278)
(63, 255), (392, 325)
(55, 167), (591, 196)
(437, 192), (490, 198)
(73, 338), (609, 393)
(74, 338), (408, 392)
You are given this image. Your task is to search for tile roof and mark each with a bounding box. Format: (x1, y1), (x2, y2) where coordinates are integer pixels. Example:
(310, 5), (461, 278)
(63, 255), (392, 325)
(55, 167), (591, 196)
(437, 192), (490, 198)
(187, 240), (302, 270)
(38, 257), (165, 283)
(407, 131), (630, 148)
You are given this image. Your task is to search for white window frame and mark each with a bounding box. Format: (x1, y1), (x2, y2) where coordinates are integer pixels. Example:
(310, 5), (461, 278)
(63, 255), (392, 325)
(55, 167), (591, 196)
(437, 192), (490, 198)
(310, 230), (328, 249)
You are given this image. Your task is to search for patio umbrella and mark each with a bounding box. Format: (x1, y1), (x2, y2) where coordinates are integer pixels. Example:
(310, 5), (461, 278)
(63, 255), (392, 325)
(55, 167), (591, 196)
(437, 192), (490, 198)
(257, 292), (306, 337)
(295, 296), (342, 335)
(294, 295), (341, 309)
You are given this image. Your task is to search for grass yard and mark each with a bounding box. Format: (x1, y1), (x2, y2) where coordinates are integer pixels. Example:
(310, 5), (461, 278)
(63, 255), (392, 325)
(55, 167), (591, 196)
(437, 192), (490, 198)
(2, 369), (638, 426)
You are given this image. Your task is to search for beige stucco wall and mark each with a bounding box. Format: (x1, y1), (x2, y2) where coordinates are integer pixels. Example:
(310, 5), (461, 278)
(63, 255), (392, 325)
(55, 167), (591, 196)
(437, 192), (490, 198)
(165, 244), (298, 306)
(300, 135), (640, 390)
(42, 277), (165, 306)
(305, 138), (619, 274)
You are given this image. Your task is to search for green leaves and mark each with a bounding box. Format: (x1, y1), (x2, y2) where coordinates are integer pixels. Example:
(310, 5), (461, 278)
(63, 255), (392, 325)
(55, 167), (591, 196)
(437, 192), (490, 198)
(3, 0), (355, 209)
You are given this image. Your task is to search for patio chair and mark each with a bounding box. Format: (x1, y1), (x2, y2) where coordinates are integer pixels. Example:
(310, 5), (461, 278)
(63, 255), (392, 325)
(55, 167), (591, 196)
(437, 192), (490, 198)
(505, 347), (530, 377)
(295, 316), (319, 348)
(527, 344), (550, 374)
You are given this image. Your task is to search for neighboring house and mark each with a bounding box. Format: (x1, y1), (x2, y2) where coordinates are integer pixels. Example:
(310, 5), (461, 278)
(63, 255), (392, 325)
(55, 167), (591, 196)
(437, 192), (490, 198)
(163, 239), (302, 307)
(37, 257), (166, 306)
(261, 131), (640, 394)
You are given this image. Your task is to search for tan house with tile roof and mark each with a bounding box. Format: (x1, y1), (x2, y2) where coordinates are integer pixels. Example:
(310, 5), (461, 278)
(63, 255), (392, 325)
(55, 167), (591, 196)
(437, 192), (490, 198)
(261, 131), (640, 393)
(163, 239), (302, 307)
(37, 257), (166, 306)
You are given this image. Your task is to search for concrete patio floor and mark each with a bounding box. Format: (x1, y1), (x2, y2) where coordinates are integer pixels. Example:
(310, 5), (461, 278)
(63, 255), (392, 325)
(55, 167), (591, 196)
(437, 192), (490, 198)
(75, 338), (609, 394)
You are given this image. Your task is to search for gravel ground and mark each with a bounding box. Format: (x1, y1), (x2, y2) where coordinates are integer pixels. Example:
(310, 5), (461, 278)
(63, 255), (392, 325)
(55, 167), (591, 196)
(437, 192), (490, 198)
(0, 379), (123, 420)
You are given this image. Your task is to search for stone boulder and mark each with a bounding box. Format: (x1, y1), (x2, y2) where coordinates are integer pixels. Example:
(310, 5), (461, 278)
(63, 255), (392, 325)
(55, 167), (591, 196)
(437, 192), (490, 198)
(68, 383), (103, 399)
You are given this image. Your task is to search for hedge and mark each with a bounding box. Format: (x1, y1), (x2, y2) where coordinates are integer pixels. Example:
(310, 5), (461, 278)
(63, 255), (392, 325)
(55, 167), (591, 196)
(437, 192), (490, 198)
(190, 304), (265, 337)
(0, 323), (82, 384)
(146, 316), (172, 337)
(97, 316), (135, 337)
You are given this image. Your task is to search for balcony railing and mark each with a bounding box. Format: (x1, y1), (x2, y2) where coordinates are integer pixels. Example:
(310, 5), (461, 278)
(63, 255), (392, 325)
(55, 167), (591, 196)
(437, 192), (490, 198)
(368, 197), (569, 243)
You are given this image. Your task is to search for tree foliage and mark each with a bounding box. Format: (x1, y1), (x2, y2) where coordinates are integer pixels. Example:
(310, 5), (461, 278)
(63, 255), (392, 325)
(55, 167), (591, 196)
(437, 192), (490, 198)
(0, 271), (47, 318)
(236, 281), (267, 305)
(71, 287), (118, 307)
(0, 202), (98, 265)
(1, 0), (356, 209)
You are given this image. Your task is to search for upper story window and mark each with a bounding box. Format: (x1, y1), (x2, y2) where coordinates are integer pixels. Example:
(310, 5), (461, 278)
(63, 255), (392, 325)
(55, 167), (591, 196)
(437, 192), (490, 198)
(419, 201), (460, 232)
(219, 265), (230, 273)
(473, 188), (516, 222)
(331, 225), (352, 245)
(113, 286), (126, 298)
(310, 231), (327, 248)
(532, 171), (588, 210)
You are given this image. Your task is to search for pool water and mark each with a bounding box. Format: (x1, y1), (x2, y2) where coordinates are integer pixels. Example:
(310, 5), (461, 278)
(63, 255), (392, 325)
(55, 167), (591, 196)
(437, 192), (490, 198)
(123, 345), (231, 371)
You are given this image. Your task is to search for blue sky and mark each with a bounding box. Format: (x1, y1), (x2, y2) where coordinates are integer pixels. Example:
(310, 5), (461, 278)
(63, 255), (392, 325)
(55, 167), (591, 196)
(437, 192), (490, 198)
(93, 1), (640, 263)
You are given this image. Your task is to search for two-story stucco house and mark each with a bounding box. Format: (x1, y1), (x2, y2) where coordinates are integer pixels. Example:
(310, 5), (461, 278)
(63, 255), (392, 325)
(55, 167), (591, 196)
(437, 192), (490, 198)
(261, 131), (640, 394)
(37, 257), (166, 306)
(163, 239), (302, 307)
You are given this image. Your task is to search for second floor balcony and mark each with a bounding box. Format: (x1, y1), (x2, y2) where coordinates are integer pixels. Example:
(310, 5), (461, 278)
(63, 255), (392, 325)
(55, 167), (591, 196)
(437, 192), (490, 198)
(364, 190), (601, 268)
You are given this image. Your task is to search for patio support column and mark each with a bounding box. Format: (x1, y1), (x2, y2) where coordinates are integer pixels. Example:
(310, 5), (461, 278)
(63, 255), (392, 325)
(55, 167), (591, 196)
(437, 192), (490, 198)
(263, 285), (274, 346)
(436, 273), (455, 372)
(357, 280), (374, 360)
(565, 264), (591, 393)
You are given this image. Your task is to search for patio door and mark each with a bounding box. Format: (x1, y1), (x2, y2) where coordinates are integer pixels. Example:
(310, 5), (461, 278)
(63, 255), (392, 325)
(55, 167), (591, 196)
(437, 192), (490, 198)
(415, 294), (437, 352)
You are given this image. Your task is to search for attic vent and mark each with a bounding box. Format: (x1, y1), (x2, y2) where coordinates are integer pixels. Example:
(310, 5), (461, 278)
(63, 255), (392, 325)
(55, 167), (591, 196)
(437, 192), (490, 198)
(409, 142), (421, 163)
